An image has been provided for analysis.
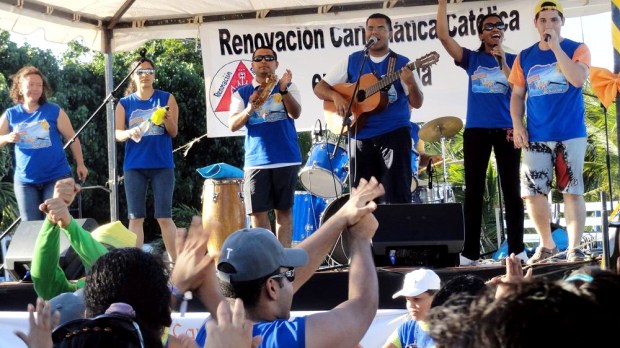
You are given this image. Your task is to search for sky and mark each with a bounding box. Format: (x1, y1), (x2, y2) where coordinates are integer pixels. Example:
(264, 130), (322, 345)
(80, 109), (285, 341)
(8, 12), (615, 71)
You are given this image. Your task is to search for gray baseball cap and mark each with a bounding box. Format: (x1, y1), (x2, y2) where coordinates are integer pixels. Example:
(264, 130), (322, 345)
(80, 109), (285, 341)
(217, 228), (308, 282)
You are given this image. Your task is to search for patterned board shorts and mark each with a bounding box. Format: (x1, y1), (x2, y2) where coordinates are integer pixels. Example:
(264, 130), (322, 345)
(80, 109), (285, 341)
(520, 137), (587, 196)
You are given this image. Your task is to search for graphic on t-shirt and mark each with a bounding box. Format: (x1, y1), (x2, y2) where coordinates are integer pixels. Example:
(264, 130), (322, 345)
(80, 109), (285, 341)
(471, 66), (509, 94)
(247, 93), (287, 125)
(15, 120), (52, 149)
(129, 107), (165, 136)
(526, 63), (568, 97)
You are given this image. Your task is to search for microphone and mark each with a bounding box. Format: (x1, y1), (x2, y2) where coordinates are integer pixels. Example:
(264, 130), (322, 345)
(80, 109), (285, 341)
(363, 36), (378, 52)
(139, 48), (147, 62)
(544, 34), (551, 43)
(493, 44), (503, 67)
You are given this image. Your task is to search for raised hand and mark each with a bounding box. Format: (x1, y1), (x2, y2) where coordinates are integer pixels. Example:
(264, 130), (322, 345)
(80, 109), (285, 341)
(170, 216), (215, 293)
(53, 177), (81, 205)
(39, 197), (71, 228)
(14, 297), (59, 348)
(337, 177), (384, 227)
(205, 299), (262, 348)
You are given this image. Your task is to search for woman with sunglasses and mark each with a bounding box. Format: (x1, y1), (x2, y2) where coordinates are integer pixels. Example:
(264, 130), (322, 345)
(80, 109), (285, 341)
(437, 0), (525, 266)
(0, 66), (88, 221)
(115, 57), (179, 262)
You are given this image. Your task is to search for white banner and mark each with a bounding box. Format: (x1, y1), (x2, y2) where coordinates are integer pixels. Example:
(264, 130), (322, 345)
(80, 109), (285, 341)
(200, 0), (542, 138)
(0, 309), (406, 348)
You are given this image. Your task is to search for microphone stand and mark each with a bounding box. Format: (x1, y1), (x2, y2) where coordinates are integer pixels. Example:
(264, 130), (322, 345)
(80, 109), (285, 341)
(0, 51), (147, 246)
(331, 49), (371, 160)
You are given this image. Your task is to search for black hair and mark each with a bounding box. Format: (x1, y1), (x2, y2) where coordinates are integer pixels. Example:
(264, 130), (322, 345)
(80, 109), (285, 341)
(252, 46), (277, 61)
(366, 13), (392, 31)
(84, 248), (170, 348)
(218, 266), (283, 311)
(476, 13), (503, 51)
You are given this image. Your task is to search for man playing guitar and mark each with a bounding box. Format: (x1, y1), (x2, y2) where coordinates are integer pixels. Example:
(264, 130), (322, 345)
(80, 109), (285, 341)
(313, 13), (424, 203)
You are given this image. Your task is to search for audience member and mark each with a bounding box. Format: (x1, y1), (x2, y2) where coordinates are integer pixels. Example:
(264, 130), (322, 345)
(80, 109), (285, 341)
(205, 299), (262, 348)
(31, 178), (136, 300)
(0, 66), (88, 221)
(194, 177), (385, 348)
(382, 269), (440, 348)
(14, 297), (58, 348)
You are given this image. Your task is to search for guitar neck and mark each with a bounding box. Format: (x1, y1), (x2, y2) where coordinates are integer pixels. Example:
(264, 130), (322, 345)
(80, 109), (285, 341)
(364, 61), (417, 97)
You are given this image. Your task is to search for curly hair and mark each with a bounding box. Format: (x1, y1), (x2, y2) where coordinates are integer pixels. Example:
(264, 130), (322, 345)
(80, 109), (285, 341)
(124, 57), (156, 96)
(84, 248), (171, 347)
(9, 66), (52, 105)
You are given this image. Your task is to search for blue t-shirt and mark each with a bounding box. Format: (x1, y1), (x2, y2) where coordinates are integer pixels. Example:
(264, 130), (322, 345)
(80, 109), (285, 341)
(5, 102), (71, 184)
(457, 48), (516, 129)
(512, 39), (588, 142)
(397, 320), (434, 348)
(236, 84), (302, 168)
(346, 51), (412, 140)
(119, 90), (175, 170)
(195, 316), (306, 348)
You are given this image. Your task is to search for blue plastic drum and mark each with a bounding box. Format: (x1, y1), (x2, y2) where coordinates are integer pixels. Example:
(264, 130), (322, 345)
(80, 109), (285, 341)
(298, 141), (349, 198)
(292, 191), (328, 246)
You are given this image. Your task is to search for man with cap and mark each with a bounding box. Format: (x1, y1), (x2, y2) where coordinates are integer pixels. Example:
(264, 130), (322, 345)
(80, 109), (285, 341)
(31, 178), (137, 300)
(193, 177), (384, 348)
(509, 0), (591, 264)
(382, 268), (441, 348)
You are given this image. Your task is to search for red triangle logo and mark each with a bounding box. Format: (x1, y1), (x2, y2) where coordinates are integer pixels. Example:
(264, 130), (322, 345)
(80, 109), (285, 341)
(215, 62), (254, 112)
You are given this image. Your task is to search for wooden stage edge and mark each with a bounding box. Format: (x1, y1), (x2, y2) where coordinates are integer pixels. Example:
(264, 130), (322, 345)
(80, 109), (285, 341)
(0, 261), (593, 312)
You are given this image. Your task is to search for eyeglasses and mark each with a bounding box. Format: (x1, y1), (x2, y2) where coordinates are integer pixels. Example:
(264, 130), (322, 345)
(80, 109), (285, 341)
(366, 26), (389, 33)
(271, 268), (295, 282)
(482, 22), (506, 31)
(51, 314), (145, 348)
(135, 69), (155, 76)
(252, 55), (276, 62)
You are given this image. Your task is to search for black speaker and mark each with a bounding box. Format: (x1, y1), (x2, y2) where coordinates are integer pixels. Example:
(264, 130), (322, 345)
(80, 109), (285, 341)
(4, 218), (99, 281)
(371, 203), (464, 267)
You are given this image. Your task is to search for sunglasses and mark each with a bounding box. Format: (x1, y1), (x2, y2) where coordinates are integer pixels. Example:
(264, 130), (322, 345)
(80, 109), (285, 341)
(483, 22), (506, 31)
(271, 268), (295, 282)
(252, 55), (276, 62)
(52, 314), (145, 348)
(135, 69), (155, 76)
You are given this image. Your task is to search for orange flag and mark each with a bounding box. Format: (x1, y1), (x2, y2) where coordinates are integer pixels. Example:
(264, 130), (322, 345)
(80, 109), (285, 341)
(590, 67), (620, 109)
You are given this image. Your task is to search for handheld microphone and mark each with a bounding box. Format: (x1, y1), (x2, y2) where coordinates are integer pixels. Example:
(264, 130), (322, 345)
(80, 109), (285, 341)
(139, 48), (147, 62)
(493, 44), (503, 67)
(544, 34), (551, 43)
(363, 36), (378, 52)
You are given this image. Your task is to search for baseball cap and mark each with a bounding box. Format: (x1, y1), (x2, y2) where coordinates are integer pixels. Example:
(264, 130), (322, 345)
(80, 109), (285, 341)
(217, 228), (308, 282)
(392, 269), (441, 299)
(91, 221), (136, 249)
(534, 0), (563, 16)
(49, 289), (85, 325)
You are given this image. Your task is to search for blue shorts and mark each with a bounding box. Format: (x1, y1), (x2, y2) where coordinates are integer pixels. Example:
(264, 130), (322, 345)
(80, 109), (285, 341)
(124, 168), (175, 219)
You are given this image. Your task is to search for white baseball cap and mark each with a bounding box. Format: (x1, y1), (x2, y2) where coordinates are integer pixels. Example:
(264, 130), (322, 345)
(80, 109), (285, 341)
(392, 269), (441, 299)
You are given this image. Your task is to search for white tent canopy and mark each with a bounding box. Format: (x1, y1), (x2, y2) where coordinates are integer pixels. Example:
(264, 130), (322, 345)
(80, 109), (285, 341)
(0, 0), (611, 220)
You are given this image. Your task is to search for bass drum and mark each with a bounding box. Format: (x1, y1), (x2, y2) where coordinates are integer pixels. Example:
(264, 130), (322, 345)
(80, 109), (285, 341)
(319, 194), (351, 266)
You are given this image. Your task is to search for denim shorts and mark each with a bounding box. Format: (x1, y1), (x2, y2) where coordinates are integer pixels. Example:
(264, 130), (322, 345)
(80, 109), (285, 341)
(14, 174), (71, 221)
(124, 168), (175, 219)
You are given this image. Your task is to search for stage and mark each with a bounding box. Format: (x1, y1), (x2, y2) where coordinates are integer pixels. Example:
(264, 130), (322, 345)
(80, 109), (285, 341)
(0, 261), (591, 312)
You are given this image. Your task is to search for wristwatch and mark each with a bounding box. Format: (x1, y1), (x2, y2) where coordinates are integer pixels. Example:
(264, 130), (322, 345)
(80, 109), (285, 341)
(279, 88), (289, 95)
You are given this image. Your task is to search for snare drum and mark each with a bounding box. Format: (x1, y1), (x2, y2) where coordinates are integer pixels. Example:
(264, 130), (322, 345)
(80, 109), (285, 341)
(299, 141), (349, 198)
(292, 191), (328, 246)
(201, 179), (246, 258)
(415, 182), (455, 204)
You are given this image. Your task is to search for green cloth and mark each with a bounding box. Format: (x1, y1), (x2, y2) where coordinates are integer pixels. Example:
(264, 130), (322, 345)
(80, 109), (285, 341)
(31, 218), (108, 300)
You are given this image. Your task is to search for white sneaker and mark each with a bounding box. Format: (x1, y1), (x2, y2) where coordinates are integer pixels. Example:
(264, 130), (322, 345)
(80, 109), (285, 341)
(459, 254), (477, 266)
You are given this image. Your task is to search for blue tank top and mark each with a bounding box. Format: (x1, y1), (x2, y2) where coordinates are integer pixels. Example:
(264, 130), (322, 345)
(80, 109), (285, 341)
(119, 90), (175, 170)
(5, 102), (71, 183)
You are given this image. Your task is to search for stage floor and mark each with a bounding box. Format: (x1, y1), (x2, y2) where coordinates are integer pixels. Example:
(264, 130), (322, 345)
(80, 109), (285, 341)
(0, 261), (591, 312)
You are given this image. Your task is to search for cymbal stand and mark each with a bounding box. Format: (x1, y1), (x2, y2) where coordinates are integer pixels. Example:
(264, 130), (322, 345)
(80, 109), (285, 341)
(440, 135), (449, 202)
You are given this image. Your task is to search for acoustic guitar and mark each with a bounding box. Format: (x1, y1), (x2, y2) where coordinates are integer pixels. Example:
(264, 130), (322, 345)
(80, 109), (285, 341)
(324, 51), (440, 135)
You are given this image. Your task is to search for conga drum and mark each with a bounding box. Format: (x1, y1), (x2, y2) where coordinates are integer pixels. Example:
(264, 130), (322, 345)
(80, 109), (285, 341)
(201, 179), (246, 257)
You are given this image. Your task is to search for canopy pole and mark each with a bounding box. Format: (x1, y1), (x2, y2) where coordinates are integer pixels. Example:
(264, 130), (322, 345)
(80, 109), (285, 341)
(103, 28), (119, 221)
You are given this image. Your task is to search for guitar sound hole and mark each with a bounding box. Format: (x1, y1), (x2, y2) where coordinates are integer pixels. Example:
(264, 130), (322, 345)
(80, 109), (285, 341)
(356, 90), (366, 102)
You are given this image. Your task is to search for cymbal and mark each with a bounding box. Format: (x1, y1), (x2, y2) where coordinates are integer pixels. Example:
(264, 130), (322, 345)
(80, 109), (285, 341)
(419, 116), (463, 142)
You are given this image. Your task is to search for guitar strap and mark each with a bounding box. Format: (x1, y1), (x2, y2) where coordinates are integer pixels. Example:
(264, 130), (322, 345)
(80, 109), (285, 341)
(381, 50), (398, 92)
